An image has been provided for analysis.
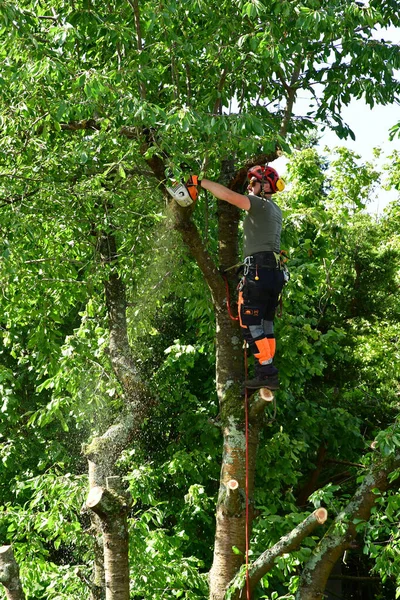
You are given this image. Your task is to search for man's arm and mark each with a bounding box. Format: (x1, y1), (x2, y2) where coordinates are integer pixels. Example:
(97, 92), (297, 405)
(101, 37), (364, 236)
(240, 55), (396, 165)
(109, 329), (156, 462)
(200, 179), (251, 211)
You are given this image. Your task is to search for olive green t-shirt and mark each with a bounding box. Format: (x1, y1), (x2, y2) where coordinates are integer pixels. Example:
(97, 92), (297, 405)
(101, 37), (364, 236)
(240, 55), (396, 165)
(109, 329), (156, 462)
(243, 194), (282, 257)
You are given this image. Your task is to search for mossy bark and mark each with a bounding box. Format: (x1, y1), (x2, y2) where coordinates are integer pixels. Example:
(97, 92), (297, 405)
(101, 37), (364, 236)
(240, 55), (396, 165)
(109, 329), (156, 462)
(209, 409), (263, 600)
(0, 546), (25, 600)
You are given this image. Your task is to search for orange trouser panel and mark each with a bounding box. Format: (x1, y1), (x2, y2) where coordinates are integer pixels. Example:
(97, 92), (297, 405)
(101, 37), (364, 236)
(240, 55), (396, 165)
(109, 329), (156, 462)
(267, 337), (276, 358)
(254, 337), (273, 364)
(239, 291), (275, 364)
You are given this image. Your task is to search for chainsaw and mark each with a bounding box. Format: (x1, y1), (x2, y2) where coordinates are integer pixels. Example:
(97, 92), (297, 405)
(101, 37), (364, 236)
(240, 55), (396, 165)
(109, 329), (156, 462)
(166, 175), (199, 207)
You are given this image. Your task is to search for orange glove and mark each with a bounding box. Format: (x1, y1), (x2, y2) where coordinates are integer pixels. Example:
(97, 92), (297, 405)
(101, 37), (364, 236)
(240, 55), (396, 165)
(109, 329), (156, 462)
(186, 175), (200, 202)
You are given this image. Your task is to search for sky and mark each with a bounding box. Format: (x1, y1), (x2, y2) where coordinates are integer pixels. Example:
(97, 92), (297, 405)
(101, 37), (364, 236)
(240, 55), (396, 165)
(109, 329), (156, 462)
(274, 98), (400, 215)
(274, 24), (400, 215)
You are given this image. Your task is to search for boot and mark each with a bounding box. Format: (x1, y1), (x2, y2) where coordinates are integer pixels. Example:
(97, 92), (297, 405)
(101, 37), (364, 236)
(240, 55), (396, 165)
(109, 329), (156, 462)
(245, 363), (279, 390)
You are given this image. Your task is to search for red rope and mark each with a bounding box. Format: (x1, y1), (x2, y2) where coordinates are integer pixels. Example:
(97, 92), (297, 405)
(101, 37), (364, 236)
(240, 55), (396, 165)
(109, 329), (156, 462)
(244, 347), (250, 600)
(223, 274), (239, 321)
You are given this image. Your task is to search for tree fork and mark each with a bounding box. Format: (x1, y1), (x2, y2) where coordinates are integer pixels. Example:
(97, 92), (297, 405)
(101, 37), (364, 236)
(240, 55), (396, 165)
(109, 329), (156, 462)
(0, 546), (25, 600)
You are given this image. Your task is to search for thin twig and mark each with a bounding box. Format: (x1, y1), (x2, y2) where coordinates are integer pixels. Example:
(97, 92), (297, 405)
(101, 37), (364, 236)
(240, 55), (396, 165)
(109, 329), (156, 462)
(326, 457), (366, 469)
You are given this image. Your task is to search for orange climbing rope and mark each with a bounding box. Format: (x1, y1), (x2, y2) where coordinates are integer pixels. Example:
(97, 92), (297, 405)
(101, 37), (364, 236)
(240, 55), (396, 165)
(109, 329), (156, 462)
(223, 274), (239, 321)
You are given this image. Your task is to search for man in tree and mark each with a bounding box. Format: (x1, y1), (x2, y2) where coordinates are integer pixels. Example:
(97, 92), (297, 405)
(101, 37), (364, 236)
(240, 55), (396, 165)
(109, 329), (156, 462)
(190, 165), (286, 390)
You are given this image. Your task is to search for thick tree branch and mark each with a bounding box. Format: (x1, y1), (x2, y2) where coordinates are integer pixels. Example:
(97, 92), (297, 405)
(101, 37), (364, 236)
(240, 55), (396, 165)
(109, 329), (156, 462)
(228, 509), (328, 599)
(296, 451), (400, 600)
(60, 119), (101, 131)
(213, 67), (229, 115)
(98, 232), (146, 393)
(170, 205), (226, 306)
(278, 61), (303, 138)
(0, 187), (40, 208)
(81, 229), (154, 481)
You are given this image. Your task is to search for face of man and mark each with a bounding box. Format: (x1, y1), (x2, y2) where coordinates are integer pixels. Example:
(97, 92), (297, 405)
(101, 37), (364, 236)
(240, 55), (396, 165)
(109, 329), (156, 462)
(252, 179), (273, 196)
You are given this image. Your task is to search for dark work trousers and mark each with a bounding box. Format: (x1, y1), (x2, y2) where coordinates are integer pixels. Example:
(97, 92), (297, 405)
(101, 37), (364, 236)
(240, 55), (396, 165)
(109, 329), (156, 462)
(238, 264), (285, 365)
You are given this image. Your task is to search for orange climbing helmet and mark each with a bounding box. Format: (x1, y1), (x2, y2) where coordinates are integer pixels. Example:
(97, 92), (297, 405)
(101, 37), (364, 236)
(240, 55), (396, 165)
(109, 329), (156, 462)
(247, 165), (285, 193)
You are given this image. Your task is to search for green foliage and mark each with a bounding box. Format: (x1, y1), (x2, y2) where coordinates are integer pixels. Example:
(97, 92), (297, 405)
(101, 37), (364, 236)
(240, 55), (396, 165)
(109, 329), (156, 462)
(0, 0), (400, 597)
(1, 143), (400, 599)
(0, 468), (88, 599)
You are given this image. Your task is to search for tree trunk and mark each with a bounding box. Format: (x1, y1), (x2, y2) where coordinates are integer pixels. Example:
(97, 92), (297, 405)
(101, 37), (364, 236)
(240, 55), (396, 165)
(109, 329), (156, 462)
(0, 546), (25, 600)
(87, 478), (131, 600)
(208, 402), (264, 599)
(86, 458), (108, 600)
(167, 176), (267, 599)
(83, 228), (153, 599)
(209, 167), (260, 599)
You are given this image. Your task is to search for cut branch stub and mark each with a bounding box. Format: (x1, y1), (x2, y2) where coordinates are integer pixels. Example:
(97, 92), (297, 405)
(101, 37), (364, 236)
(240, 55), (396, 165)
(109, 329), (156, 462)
(314, 507), (328, 524)
(296, 452), (400, 600)
(249, 390), (274, 421)
(222, 479), (243, 517)
(259, 388), (273, 402)
(86, 486), (127, 521)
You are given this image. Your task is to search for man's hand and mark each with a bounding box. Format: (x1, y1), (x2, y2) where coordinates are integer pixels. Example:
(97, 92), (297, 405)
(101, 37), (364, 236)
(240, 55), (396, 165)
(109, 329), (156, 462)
(186, 175), (200, 202)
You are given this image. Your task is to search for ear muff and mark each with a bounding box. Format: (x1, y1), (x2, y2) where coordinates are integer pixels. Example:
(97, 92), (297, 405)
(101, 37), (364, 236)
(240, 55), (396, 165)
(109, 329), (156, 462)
(276, 178), (285, 192)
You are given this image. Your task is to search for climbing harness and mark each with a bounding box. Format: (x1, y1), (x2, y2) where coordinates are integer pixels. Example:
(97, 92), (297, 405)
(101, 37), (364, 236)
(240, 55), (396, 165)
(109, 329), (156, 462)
(232, 251), (289, 322)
